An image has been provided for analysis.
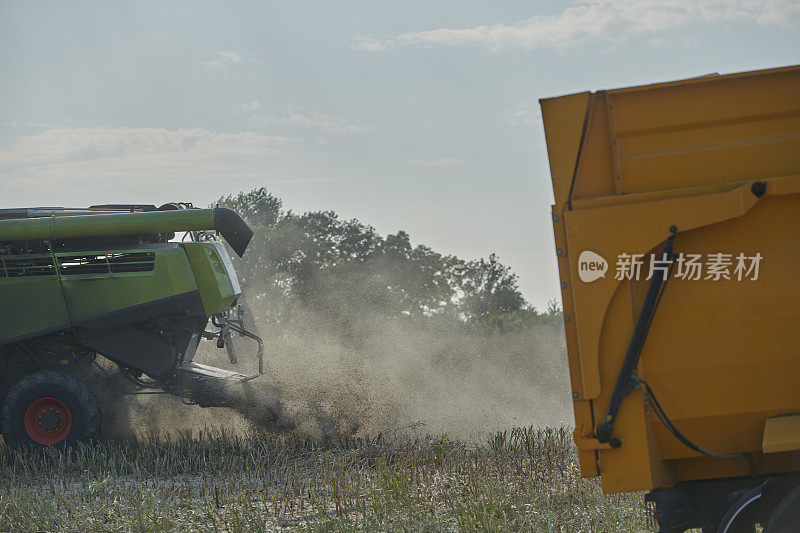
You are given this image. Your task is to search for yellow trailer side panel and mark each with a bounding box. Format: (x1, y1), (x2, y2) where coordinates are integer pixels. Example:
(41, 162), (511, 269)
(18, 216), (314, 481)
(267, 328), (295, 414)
(541, 64), (800, 493)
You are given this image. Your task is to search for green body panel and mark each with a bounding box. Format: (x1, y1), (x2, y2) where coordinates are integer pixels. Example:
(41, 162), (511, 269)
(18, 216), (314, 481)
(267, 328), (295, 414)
(0, 206), (249, 353)
(183, 243), (238, 315)
(0, 246), (199, 343)
(0, 209), (216, 241)
(0, 258), (71, 340)
(58, 247), (198, 324)
(0, 243), (240, 343)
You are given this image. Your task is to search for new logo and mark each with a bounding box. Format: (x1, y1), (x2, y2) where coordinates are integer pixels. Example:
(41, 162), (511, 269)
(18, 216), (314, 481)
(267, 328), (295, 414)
(578, 251), (608, 282)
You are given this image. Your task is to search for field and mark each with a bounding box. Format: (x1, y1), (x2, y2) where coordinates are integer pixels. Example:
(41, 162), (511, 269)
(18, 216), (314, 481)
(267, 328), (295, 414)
(0, 426), (652, 532)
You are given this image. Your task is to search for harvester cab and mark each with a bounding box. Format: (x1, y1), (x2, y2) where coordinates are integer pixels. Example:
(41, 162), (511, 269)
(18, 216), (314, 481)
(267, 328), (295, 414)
(0, 203), (263, 447)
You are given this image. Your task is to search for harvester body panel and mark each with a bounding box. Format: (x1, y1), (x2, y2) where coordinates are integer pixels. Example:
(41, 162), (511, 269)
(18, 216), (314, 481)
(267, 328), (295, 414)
(0, 256), (72, 343)
(0, 207), (252, 382)
(0, 245), (198, 346)
(59, 246), (199, 327)
(541, 64), (800, 493)
(184, 242), (239, 316)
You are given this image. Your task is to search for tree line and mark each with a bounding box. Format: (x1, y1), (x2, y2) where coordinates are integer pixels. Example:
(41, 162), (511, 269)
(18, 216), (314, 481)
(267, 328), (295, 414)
(216, 188), (560, 333)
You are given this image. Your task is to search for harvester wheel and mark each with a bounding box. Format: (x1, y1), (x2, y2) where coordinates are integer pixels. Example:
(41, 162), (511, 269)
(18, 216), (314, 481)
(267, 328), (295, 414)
(1, 370), (100, 449)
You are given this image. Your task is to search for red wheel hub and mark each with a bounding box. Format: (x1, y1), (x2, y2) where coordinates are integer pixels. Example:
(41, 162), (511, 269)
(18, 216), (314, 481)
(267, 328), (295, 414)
(23, 397), (72, 445)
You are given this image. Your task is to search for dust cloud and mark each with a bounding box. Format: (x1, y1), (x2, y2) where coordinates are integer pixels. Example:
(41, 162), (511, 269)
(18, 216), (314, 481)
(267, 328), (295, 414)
(96, 298), (572, 442)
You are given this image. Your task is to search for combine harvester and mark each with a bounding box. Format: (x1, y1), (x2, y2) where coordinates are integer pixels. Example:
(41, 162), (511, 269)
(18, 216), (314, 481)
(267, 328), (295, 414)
(542, 64), (800, 531)
(0, 204), (263, 447)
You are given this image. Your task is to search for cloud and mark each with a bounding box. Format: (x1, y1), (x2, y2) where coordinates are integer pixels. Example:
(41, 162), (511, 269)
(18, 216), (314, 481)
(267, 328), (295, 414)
(0, 126), (294, 163)
(0, 126), (298, 190)
(218, 51), (242, 63)
(239, 101), (263, 112)
(351, 36), (392, 52)
(404, 157), (466, 167)
(758, 0), (800, 26)
(353, 0), (800, 51)
(249, 107), (371, 134)
(200, 50), (244, 71)
(504, 103), (542, 126)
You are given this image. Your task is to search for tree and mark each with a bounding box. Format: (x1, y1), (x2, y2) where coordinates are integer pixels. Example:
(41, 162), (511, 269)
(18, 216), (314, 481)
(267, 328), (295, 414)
(213, 188), (528, 327)
(452, 254), (526, 321)
(216, 188), (283, 229)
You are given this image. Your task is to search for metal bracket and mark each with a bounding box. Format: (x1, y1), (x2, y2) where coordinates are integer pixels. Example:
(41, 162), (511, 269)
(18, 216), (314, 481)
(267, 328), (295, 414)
(596, 228), (677, 444)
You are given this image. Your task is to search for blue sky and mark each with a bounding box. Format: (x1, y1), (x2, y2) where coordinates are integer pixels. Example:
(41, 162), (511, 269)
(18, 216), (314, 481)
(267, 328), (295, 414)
(1, 1), (798, 307)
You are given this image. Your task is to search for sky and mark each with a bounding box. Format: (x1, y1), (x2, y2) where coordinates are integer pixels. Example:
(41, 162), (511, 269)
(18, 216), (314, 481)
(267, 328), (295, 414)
(1, 1), (798, 308)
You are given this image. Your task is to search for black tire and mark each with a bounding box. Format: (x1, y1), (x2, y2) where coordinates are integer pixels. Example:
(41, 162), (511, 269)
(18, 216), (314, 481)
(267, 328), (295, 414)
(717, 483), (763, 533)
(1, 370), (101, 449)
(765, 483), (800, 532)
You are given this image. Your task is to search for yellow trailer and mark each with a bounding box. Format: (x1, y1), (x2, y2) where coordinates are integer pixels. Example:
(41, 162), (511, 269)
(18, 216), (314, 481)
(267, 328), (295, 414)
(541, 64), (800, 532)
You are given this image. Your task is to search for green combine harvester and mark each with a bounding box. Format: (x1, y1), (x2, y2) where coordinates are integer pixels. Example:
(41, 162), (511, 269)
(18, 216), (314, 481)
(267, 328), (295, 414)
(0, 203), (263, 448)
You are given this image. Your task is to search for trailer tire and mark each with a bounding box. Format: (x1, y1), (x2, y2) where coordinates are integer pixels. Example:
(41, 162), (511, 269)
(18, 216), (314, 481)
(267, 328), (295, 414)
(765, 483), (800, 532)
(1, 370), (100, 449)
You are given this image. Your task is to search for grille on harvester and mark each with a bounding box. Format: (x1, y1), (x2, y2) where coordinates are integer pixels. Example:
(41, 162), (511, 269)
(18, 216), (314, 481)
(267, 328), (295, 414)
(0, 256), (56, 277)
(57, 252), (156, 275)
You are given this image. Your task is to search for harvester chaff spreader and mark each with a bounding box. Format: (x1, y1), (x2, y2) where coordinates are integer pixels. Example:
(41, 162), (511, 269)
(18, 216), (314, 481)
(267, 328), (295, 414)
(0, 204), (262, 448)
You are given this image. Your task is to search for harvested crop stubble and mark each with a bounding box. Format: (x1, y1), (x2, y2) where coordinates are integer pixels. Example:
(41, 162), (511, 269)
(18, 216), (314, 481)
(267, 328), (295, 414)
(0, 426), (653, 532)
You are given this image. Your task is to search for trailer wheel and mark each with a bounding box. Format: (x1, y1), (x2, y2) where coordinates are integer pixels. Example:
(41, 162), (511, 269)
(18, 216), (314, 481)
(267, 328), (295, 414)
(1, 370), (100, 448)
(765, 483), (800, 532)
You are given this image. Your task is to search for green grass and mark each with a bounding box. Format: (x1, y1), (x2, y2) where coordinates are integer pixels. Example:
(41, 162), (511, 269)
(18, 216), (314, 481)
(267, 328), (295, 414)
(0, 426), (653, 532)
